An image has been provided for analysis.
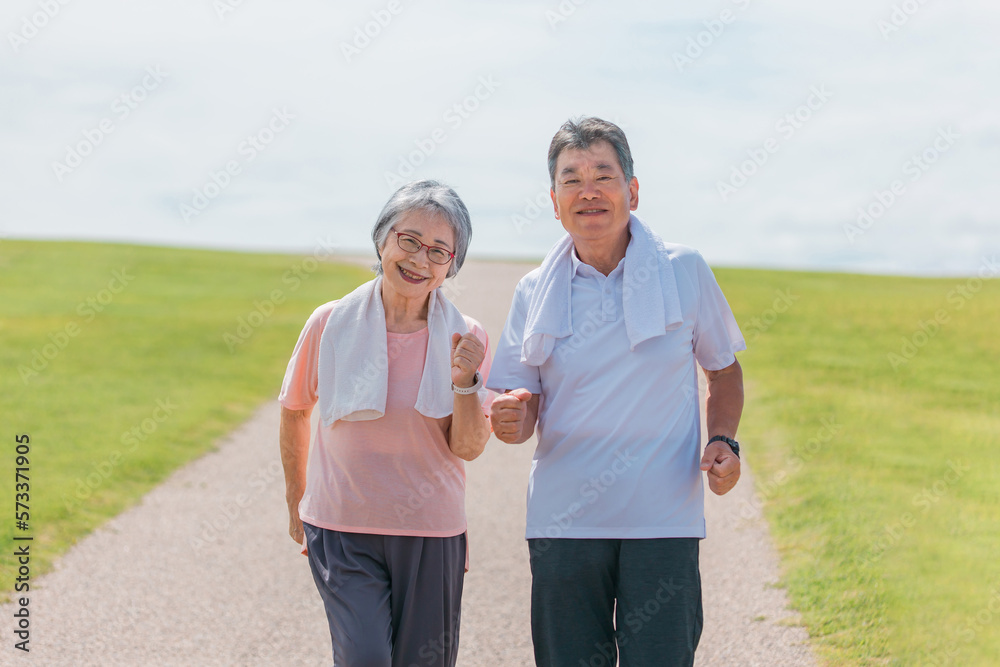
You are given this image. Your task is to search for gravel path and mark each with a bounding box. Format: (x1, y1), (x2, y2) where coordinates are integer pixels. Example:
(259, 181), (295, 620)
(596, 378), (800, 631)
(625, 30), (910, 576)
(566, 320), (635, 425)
(1, 260), (816, 666)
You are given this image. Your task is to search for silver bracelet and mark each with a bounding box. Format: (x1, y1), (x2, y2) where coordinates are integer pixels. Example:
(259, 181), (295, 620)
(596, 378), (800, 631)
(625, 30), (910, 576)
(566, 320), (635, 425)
(452, 371), (483, 395)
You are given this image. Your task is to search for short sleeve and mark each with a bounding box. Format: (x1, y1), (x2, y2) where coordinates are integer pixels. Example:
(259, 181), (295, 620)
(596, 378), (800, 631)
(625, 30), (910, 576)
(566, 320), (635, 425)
(278, 302), (337, 410)
(485, 278), (543, 394)
(463, 315), (496, 417)
(691, 254), (746, 371)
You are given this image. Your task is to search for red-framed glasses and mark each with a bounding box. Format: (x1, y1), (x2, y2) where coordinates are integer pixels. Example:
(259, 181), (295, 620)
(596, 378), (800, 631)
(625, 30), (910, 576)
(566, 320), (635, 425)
(393, 230), (455, 265)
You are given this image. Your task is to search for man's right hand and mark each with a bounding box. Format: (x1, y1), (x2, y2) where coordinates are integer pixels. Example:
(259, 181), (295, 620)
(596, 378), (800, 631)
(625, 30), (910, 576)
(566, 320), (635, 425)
(490, 388), (534, 443)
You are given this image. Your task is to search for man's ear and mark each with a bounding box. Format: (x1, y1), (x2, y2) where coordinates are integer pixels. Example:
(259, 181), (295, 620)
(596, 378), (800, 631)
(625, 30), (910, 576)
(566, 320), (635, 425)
(629, 177), (639, 211)
(550, 188), (560, 220)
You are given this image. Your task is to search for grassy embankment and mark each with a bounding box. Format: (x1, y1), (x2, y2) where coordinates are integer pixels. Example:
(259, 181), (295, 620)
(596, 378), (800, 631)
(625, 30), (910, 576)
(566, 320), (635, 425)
(0, 240), (369, 597)
(716, 265), (999, 666)
(2, 241), (998, 666)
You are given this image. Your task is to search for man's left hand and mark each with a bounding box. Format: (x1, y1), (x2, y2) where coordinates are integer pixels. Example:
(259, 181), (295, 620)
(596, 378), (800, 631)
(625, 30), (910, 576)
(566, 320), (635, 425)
(700, 442), (740, 495)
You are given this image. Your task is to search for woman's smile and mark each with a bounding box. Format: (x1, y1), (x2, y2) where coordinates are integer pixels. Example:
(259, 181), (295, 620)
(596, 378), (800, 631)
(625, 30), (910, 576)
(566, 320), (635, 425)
(397, 265), (428, 284)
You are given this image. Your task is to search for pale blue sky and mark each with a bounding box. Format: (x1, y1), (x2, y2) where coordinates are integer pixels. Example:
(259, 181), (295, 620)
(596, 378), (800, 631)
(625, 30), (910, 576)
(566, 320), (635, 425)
(2, 0), (997, 275)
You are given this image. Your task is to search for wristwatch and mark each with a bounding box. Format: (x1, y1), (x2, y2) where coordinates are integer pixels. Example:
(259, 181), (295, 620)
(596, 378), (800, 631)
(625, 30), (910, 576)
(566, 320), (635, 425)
(452, 371), (483, 395)
(707, 435), (740, 458)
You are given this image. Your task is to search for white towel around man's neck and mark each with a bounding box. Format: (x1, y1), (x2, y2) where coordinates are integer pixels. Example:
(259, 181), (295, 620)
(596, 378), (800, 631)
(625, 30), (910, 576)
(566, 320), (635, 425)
(521, 213), (683, 366)
(317, 276), (481, 426)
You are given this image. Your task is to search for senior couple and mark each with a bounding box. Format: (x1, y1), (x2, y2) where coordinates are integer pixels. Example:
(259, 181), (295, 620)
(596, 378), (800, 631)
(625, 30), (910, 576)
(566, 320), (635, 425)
(279, 117), (746, 667)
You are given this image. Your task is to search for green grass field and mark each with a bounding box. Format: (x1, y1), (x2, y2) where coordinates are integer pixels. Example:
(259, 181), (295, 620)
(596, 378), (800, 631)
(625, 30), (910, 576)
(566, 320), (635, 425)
(2, 241), (997, 664)
(1, 240), (370, 597)
(716, 266), (1000, 665)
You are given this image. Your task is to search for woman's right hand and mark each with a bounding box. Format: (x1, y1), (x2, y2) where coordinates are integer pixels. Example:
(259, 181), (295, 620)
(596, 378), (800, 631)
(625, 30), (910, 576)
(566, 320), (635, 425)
(279, 405), (312, 548)
(288, 501), (304, 545)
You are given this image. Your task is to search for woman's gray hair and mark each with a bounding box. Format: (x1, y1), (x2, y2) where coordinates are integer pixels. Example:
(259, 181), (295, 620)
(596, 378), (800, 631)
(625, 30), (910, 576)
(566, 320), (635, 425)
(547, 116), (634, 188)
(371, 179), (472, 278)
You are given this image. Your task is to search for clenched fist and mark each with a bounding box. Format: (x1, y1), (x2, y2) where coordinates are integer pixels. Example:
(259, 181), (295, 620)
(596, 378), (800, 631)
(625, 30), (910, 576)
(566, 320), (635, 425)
(451, 332), (485, 388)
(490, 388), (533, 443)
(699, 442), (741, 495)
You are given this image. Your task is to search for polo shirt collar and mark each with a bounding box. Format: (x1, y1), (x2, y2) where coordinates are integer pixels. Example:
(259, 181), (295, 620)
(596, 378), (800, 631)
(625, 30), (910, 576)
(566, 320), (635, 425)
(569, 245), (627, 278)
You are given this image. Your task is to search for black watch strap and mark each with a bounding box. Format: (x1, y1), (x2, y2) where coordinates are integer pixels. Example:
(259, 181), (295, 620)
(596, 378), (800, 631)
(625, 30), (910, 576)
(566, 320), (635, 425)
(708, 435), (740, 458)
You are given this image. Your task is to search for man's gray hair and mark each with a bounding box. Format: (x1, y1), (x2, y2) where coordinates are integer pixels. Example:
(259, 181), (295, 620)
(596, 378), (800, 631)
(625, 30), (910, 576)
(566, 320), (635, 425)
(547, 117), (634, 188)
(371, 180), (472, 278)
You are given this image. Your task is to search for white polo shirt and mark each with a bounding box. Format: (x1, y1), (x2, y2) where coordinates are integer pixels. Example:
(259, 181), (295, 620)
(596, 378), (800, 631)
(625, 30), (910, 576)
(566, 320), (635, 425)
(487, 239), (745, 540)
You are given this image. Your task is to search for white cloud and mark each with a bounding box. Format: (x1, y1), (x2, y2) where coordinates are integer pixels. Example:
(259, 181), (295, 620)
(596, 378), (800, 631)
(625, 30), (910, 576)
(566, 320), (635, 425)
(2, 0), (996, 275)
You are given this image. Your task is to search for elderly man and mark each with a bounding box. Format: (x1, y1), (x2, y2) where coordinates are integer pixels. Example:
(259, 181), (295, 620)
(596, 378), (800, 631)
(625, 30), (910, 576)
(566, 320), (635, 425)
(487, 117), (746, 667)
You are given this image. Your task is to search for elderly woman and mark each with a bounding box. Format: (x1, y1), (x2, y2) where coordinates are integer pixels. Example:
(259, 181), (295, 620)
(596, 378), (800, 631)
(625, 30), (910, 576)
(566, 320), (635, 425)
(278, 180), (493, 667)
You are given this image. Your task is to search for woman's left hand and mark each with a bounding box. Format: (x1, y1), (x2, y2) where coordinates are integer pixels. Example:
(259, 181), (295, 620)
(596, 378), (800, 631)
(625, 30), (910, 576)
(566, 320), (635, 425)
(451, 332), (485, 388)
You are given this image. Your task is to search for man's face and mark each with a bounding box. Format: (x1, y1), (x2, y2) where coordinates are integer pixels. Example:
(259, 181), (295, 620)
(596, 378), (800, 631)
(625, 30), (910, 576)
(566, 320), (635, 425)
(550, 140), (638, 246)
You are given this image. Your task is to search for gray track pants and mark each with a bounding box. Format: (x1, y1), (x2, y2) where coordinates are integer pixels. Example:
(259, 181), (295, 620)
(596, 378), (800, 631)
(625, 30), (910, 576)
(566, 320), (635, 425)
(304, 523), (466, 667)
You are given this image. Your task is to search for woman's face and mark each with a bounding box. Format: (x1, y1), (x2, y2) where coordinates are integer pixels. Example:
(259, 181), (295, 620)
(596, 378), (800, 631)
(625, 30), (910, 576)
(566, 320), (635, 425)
(379, 209), (456, 301)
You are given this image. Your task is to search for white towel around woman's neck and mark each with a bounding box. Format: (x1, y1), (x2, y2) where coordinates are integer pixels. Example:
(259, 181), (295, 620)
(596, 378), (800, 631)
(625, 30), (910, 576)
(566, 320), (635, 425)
(317, 277), (481, 426)
(521, 213), (684, 366)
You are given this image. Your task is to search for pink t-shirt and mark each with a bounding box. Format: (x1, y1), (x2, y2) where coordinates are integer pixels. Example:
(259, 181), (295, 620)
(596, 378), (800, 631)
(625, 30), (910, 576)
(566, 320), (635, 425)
(279, 300), (493, 541)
